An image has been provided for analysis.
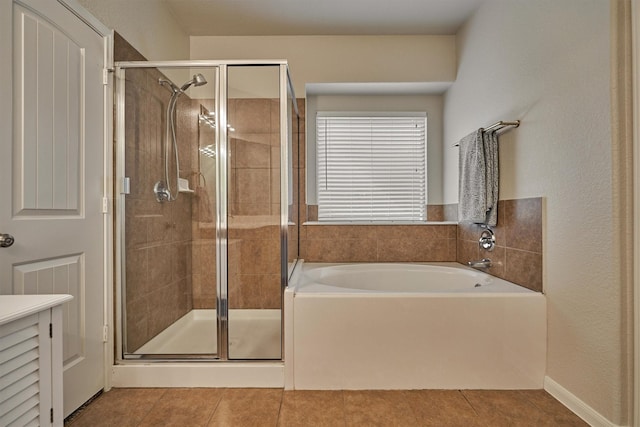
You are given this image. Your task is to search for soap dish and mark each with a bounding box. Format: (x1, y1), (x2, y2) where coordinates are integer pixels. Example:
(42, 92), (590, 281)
(178, 177), (194, 193)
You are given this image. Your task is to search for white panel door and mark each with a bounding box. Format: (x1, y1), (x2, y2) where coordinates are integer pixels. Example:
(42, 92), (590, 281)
(0, 0), (105, 417)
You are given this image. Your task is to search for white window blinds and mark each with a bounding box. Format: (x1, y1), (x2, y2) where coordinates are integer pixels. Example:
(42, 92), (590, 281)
(316, 114), (427, 221)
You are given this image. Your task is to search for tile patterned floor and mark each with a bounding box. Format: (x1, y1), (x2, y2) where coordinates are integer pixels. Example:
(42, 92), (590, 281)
(65, 388), (588, 426)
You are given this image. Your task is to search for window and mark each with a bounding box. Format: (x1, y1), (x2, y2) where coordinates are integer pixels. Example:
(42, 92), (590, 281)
(316, 113), (427, 221)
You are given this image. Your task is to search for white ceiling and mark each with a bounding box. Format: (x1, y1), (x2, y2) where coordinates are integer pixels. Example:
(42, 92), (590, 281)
(163, 0), (485, 36)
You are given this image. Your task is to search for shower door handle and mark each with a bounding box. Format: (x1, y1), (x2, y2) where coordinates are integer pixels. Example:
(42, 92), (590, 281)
(0, 233), (15, 248)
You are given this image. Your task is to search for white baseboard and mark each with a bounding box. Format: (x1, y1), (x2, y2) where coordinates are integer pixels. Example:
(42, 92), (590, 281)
(544, 376), (624, 427)
(111, 362), (284, 388)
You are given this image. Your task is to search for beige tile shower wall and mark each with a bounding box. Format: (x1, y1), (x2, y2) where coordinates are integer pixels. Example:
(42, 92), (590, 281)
(191, 225), (216, 309)
(228, 98), (282, 216)
(228, 223), (281, 309)
(116, 34), (195, 352)
(457, 198), (543, 292)
(226, 97), (288, 309)
(191, 98), (217, 309)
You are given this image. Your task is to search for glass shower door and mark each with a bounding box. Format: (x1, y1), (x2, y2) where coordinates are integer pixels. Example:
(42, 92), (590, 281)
(117, 65), (219, 358)
(226, 65), (283, 359)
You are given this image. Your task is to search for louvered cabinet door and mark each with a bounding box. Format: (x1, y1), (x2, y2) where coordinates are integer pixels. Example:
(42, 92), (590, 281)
(0, 307), (63, 427)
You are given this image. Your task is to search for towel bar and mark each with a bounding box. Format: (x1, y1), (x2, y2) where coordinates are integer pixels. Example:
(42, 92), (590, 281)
(453, 120), (520, 146)
(482, 120), (520, 132)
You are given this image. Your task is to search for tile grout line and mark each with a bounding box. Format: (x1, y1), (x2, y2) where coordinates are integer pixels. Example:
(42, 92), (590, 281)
(135, 388), (169, 427)
(274, 389), (285, 426)
(516, 390), (557, 420)
(203, 387), (227, 426)
(459, 389), (480, 417)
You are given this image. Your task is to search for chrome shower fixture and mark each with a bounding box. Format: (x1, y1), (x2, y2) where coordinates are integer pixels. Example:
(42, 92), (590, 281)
(158, 78), (179, 93)
(155, 73), (208, 203)
(478, 228), (495, 251)
(181, 73), (207, 90)
(153, 181), (171, 202)
(158, 74), (207, 94)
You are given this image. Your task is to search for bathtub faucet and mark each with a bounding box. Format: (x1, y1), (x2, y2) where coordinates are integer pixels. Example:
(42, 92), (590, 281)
(468, 258), (492, 269)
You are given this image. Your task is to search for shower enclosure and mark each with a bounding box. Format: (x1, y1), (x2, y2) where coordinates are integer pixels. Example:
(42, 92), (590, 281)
(114, 61), (299, 361)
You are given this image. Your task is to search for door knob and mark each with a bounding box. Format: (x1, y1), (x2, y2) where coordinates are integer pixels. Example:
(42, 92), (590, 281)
(0, 233), (15, 248)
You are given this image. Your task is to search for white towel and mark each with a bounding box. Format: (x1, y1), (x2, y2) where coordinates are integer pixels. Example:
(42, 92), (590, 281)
(458, 129), (487, 223)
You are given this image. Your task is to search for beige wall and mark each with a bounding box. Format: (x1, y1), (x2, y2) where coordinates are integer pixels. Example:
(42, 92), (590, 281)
(190, 35), (457, 95)
(443, 0), (624, 423)
(77, 0), (190, 60)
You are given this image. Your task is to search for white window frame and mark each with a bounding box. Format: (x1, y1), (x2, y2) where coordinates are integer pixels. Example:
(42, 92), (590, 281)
(315, 112), (427, 222)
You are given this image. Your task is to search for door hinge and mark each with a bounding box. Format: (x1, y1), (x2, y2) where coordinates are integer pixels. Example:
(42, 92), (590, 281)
(103, 325), (109, 343)
(103, 68), (112, 85)
(102, 197), (109, 214)
(121, 177), (131, 195)
(50, 408), (54, 423)
(49, 323), (52, 339)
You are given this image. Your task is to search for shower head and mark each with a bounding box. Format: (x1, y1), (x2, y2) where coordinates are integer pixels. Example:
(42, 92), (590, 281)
(180, 73), (207, 91)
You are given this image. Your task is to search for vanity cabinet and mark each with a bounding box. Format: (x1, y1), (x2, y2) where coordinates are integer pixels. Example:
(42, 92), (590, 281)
(0, 295), (72, 427)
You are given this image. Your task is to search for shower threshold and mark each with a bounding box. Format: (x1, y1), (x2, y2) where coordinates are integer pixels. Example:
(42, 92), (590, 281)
(131, 309), (281, 359)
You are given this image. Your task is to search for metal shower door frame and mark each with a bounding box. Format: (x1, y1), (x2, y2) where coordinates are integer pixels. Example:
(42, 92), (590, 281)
(113, 60), (296, 362)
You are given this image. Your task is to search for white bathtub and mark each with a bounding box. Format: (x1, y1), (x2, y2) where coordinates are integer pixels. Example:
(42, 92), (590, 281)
(300, 262), (535, 293)
(285, 262), (546, 390)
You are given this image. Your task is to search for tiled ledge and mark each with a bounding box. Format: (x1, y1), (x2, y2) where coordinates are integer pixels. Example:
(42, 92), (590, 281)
(303, 221), (457, 226)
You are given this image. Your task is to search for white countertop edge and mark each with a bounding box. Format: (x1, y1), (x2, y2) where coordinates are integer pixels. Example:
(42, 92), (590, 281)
(0, 294), (73, 325)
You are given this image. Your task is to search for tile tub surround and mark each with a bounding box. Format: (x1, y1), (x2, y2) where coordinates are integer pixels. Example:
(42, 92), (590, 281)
(457, 197), (543, 292)
(300, 224), (457, 263)
(300, 198), (541, 291)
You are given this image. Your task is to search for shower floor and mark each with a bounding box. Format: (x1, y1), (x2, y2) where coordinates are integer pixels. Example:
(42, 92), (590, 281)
(133, 309), (281, 359)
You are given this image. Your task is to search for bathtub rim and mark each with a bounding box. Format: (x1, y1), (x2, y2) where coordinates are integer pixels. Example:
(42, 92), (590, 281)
(292, 260), (541, 297)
